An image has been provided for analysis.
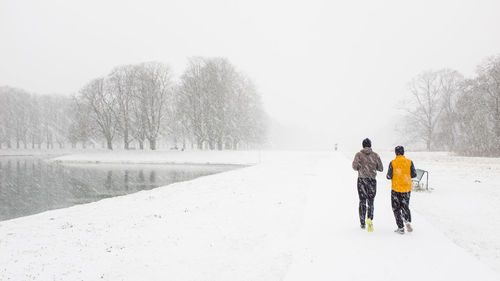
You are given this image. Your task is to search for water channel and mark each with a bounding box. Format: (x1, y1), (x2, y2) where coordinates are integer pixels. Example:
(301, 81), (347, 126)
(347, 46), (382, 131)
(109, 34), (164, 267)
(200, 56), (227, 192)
(0, 156), (242, 221)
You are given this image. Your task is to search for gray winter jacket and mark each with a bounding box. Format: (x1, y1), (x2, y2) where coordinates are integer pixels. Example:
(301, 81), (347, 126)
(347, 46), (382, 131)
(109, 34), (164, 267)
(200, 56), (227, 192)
(352, 148), (383, 179)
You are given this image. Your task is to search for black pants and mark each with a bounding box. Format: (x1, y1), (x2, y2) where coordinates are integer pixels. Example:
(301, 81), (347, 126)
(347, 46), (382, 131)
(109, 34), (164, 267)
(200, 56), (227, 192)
(391, 190), (411, 229)
(357, 178), (377, 226)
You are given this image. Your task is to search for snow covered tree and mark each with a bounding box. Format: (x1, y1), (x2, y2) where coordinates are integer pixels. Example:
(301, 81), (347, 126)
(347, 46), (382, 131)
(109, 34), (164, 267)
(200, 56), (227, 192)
(0, 87), (74, 150)
(454, 79), (494, 155)
(403, 55), (500, 156)
(9, 88), (30, 149)
(178, 57), (267, 150)
(130, 96), (148, 150)
(455, 57), (500, 156)
(0, 58), (268, 151)
(51, 95), (72, 148)
(107, 65), (138, 150)
(433, 69), (464, 150)
(226, 70), (267, 149)
(204, 58), (237, 150)
(68, 97), (94, 148)
(403, 70), (461, 151)
(134, 62), (174, 150)
(0, 87), (19, 148)
(177, 57), (209, 149)
(27, 95), (43, 149)
(476, 56), (500, 154)
(77, 77), (118, 150)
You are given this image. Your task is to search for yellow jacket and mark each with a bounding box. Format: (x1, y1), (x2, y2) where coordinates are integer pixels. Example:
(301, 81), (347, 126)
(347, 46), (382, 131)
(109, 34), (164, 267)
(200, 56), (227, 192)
(386, 155), (416, 193)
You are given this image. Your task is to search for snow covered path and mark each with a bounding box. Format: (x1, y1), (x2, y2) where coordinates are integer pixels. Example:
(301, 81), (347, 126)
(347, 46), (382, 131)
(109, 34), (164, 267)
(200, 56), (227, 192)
(0, 151), (498, 280)
(284, 152), (498, 281)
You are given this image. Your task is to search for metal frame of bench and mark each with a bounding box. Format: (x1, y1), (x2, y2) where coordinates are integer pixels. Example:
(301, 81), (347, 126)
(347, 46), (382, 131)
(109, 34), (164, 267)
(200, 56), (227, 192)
(412, 169), (429, 191)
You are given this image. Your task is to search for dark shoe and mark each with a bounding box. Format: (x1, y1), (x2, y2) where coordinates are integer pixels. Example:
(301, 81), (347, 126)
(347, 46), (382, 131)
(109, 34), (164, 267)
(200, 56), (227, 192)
(360, 224), (366, 229)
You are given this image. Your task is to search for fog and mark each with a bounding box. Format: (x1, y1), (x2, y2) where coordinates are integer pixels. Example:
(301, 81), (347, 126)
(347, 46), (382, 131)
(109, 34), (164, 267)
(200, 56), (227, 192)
(2, 0), (500, 150)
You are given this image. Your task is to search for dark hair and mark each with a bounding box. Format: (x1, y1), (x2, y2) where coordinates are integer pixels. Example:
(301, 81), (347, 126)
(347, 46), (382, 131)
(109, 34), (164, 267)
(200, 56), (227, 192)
(395, 146), (404, 155)
(362, 138), (371, 148)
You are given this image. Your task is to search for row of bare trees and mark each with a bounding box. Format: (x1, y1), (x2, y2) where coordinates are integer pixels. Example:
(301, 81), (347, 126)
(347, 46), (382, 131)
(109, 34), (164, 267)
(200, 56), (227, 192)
(177, 57), (266, 150)
(0, 87), (71, 149)
(400, 55), (500, 156)
(76, 61), (173, 150)
(0, 57), (268, 150)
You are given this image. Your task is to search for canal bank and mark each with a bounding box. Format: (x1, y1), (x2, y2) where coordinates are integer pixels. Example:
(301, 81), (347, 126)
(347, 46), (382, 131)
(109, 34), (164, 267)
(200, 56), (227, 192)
(0, 151), (311, 280)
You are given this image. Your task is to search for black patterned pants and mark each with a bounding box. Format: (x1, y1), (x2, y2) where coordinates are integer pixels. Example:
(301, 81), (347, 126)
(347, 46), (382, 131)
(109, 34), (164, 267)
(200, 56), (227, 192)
(357, 177), (377, 226)
(391, 190), (412, 229)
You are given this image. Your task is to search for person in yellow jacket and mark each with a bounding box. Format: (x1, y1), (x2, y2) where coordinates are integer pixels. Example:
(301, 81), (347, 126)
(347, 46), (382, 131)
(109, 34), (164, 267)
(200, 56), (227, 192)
(386, 146), (417, 234)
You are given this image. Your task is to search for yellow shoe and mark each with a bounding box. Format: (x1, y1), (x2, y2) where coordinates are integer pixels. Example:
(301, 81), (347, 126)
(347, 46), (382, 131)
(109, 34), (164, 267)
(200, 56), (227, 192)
(367, 219), (374, 232)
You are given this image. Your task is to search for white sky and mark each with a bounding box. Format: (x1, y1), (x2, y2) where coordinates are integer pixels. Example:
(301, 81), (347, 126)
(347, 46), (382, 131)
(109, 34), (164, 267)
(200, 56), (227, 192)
(1, 0), (500, 150)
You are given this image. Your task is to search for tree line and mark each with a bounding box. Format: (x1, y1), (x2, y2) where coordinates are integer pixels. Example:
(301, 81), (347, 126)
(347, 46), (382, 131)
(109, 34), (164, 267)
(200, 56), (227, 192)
(0, 57), (268, 150)
(400, 54), (500, 156)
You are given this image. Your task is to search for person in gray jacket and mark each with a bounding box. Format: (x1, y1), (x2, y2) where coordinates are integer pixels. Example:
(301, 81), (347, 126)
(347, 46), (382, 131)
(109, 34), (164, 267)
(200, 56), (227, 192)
(352, 138), (383, 231)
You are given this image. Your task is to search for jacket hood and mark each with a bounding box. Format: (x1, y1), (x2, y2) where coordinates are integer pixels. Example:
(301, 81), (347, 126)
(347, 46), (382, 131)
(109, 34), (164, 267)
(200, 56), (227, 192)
(361, 147), (372, 154)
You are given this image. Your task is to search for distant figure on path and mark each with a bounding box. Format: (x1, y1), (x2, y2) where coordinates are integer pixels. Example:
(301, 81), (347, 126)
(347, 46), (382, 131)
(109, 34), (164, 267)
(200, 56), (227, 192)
(352, 138), (383, 232)
(386, 146), (417, 234)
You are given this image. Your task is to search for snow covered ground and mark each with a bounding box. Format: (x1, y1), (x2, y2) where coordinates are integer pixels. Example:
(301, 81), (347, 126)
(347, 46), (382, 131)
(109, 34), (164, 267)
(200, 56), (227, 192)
(0, 150), (499, 280)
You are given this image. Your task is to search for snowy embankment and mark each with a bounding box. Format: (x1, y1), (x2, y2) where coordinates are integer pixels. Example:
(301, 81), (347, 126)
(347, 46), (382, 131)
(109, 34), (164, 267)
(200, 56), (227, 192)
(51, 150), (262, 165)
(0, 151), (499, 280)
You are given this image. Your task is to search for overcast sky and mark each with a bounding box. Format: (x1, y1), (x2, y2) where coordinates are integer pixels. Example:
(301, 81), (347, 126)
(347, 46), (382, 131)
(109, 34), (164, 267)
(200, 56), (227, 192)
(1, 0), (500, 150)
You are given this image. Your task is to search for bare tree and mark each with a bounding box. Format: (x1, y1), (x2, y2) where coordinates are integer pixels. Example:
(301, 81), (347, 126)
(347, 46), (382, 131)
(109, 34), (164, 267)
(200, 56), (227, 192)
(41, 96), (56, 149)
(78, 77), (118, 150)
(433, 69), (464, 150)
(11, 89), (30, 149)
(54, 96), (72, 148)
(130, 96), (148, 150)
(0, 87), (17, 148)
(107, 65), (137, 149)
(204, 58), (238, 150)
(477, 56), (500, 145)
(405, 70), (447, 151)
(170, 85), (191, 150)
(0, 87), (74, 150)
(69, 96), (96, 148)
(403, 57), (499, 156)
(0, 58), (268, 151)
(28, 94), (42, 148)
(455, 78), (495, 155)
(178, 57), (267, 150)
(178, 57), (208, 149)
(134, 62), (174, 150)
(226, 71), (267, 149)
(455, 56), (500, 156)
